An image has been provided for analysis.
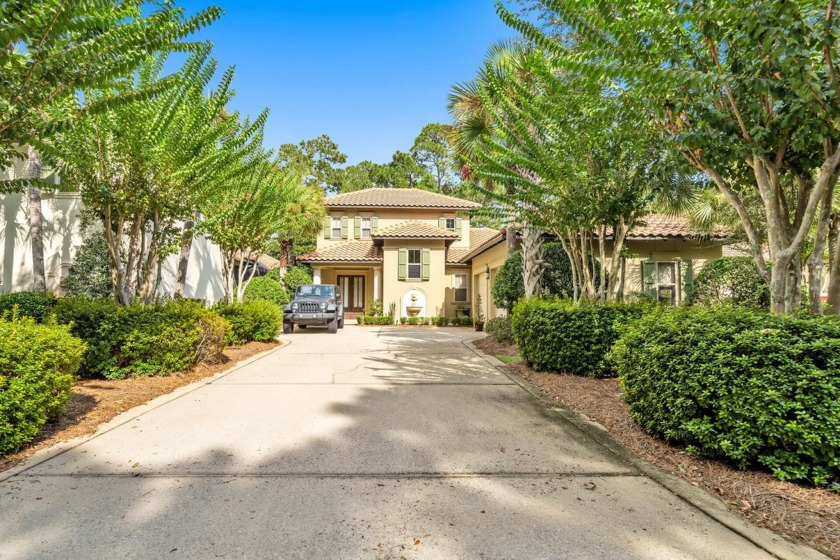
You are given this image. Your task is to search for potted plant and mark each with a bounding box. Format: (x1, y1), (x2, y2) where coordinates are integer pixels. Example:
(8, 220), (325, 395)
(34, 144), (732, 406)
(474, 294), (485, 331)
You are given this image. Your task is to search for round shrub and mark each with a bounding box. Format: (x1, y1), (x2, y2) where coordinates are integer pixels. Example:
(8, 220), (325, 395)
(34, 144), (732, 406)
(511, 298), (646, 377)
(215, 300), (283, 345)
(0, 317), (86, 453)
(0, 291), (57, 322)
(687, 257), (769, 308)
(613, 306), (840, 486)
(492, 244), (600, 312)
(244, 275), (290, 306)
(484, 317), (513, 343)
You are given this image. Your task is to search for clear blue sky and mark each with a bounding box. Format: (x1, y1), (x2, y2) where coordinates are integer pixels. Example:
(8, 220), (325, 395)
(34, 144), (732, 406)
(177, 1), (515, 164)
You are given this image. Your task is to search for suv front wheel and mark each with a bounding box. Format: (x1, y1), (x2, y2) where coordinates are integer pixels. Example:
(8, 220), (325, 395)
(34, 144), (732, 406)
(283, 321), (293, 334)
(328, 317), (338, 334)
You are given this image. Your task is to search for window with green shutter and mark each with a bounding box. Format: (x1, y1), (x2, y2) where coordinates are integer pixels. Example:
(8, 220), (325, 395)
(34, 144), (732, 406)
(354, 216), (361, 239)
(341, 216), (349, 239)
(642, 260), (657, 295)
(323, 216), (331, 239)
(421, 248), (430, 280)
(398, 248), (408, 280)
(438, 217), (446, 229)
(455, 217), (463, 237)
(371, 216), (379, 230)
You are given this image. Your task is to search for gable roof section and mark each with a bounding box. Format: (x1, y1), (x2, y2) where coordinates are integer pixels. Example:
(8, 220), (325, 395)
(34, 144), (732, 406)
(625, 214), (729, 240)
(448, 227), (505, 264)
(373, 220), (460, 240)
(297, 241), (382, 264)
(327, 188), (481, 210)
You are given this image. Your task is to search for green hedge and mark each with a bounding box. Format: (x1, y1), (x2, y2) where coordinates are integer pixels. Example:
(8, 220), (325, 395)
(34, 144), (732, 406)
(0, 292), (57, 322)
(55, 298), (226, 379)
(0, 317), (86, 453)
(511, 298), (646, 377)
(244, 275), (290, 306)
(484, 317), (513, 343)
(613, 306), (840, 486)
(362, 315), (394, 325)
(215, 300), (283, 345)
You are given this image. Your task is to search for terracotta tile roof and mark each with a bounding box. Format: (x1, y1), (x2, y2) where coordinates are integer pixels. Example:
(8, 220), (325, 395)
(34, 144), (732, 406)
(627, 214), (729, 239)
(373, 220), (460, 239)
(448, 227), (505, 263)
(327, 188), (481, 210)
(234, 251), (281, 269)
(297, 241), (383, 263)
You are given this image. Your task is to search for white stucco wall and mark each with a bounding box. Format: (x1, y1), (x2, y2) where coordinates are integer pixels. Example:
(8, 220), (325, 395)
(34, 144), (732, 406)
(1, 192), (226, 302)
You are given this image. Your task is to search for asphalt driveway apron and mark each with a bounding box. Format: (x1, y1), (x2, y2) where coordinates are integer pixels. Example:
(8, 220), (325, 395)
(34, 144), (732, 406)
(0, 327), (810, 559)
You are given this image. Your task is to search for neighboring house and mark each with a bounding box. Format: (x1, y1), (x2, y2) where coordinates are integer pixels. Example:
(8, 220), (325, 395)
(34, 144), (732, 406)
(299, 188), (728, 319)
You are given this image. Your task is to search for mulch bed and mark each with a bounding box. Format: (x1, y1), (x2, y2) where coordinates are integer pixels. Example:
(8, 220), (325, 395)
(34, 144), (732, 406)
(0, 340), (280, 473)
(473, 337), (840, 560)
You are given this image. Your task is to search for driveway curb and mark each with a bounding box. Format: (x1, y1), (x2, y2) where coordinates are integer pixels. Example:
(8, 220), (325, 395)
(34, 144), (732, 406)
(0, 342), (287, 484)
(463, 337), (828, 560)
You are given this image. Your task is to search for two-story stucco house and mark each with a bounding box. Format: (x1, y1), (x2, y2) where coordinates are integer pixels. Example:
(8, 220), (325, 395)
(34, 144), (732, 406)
(297, 188), (504, 319)
(299, 188), (729, 320)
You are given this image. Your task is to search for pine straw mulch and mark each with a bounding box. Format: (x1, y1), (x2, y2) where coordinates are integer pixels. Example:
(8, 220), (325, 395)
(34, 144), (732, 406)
(0, 340), (281, 474)
(473, 337), (840, 560)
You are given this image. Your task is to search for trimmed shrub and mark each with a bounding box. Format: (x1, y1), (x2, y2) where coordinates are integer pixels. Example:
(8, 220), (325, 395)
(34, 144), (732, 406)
(0, 292), (57, 322)
(686, 257), (769, 308)
(0, 317), (86, 453)
(244, 275), (290, 306)
(280, 266), (313, 294)
(216, 300), (283, 345)
(363, 315), (394, 325)
(613, 306), (840, 486)
(492, 244), (601, 312)
(431, 316), (447, 326)
(55, 298), (225, 379)
(511, 298), (646, 377)
(484, 317), (513, 343)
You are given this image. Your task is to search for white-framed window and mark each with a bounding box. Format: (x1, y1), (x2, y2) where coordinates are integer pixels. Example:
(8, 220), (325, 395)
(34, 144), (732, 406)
(407, 249), (422, 280)
(453, 273), (468, 302)
(331, 217), (342, 239)
(445, 218), (456, 232)
(361, 217), (372, 239)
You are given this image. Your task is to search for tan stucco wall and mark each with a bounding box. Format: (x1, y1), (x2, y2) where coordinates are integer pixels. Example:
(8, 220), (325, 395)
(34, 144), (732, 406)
(320, 208), (471, 249)
(620, 239), (723, 301)
(380, 239), (450, 317)
(470, 241), (508, 320)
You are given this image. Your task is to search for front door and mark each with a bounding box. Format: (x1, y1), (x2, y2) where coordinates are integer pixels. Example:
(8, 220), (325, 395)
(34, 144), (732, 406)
(338, 275), (365, 312)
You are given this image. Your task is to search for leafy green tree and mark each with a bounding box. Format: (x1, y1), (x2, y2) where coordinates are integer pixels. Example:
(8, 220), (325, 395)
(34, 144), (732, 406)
(500, 1), (840, 313)
(61, 232), (114, 299)
(278, 135), (346, 195)
(411, 123), (458, 193)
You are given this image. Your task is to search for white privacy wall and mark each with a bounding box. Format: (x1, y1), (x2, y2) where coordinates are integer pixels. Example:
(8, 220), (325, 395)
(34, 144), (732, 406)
(1, 191), (226, 303)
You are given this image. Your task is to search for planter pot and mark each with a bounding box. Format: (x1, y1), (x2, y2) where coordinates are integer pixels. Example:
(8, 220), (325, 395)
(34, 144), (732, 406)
(475, 322), (485, 332)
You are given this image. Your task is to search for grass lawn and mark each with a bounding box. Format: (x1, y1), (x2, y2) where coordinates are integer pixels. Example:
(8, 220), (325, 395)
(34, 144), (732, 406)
(495, 353), (522, 364)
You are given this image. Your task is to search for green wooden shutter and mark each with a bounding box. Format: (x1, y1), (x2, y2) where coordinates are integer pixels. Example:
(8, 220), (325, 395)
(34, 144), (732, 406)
(323, 216), (331, 239)
(354, 216), (361, 239)
(371, 216), (379, 230)
(455, 217), (463, 237)
(642, 260), (657, 295)
(341, 215), (349, 239)
(421, 248), (431, 280)
(398, 248), (407, 280)
(680, 259), (693, 304)
(438, 217), (446, 229)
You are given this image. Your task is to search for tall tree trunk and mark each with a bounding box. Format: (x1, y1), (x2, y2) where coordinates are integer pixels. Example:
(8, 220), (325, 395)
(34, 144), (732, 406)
(827, 213), (840, 313)
(808, 181), (835, 313)
(27, 146), (46, 293)
(521, 224), (543, 297)
(175, 219), (196, 297)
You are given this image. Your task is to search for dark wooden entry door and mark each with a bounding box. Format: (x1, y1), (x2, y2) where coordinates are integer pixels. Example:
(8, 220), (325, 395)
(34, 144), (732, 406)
(338, 275), (365, 311)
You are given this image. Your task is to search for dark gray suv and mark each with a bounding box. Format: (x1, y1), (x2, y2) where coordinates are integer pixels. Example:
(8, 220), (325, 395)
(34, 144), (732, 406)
(283, 284), (344, 334)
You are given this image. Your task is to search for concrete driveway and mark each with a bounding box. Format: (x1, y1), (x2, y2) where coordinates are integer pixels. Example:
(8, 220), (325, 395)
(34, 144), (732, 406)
(0, 327), (817, 559)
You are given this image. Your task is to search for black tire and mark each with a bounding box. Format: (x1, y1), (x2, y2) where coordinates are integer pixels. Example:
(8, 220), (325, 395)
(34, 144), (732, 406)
(338, 318), (344, 329)
(282, 321), (293, 334)
(328, 318), (338, 333)
(298, 324), (307, 329)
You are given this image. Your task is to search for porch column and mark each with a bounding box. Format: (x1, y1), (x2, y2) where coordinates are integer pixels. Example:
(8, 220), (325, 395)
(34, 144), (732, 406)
(373, 267), (381, 300)
(313, 267), (322, 285)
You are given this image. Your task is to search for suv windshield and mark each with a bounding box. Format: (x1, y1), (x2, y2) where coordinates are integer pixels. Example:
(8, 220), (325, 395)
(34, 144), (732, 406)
(296, 285), (335, 298)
